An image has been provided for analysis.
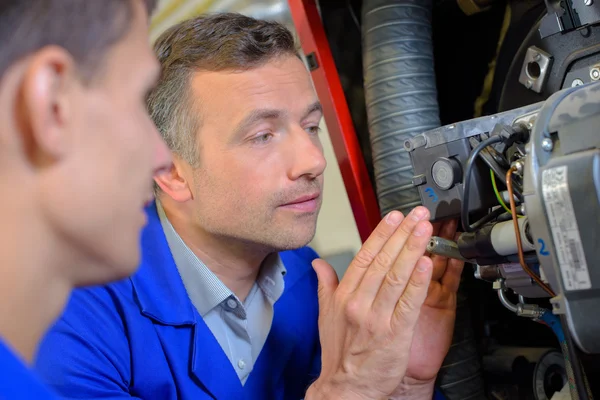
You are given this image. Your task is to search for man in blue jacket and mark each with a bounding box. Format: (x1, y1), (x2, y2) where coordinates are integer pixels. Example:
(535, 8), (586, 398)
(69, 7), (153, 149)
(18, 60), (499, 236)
(0, 0), (172, 398)
(35, 13), (463, 400)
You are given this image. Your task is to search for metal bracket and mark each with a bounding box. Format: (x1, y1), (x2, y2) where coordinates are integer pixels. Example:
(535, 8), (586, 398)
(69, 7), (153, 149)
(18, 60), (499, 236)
(519, 46), (553, 94)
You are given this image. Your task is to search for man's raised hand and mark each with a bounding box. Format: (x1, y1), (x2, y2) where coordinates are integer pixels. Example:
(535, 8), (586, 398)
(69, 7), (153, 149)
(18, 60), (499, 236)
(306, 207), (434, 400)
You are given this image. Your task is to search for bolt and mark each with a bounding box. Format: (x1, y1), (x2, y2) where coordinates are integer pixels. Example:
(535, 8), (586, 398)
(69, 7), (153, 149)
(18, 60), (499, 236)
(512, 160), (525, 175)
(533, 53), (541, 61)
(526, 80), (533, 89)
(590, 67), (600, 81)
(541, 137), (554, 151)
(572, 78), (584, 87)
(585, 0), (593, 5)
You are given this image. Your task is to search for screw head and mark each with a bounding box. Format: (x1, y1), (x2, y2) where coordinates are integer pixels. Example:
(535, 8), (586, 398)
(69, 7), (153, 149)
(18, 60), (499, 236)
(585, 0), (593, 5)
(541, 137), (554, 151)
(590, 67), (600, 80)
(572, 78), (584, 87)
(512, 160), (525, 174)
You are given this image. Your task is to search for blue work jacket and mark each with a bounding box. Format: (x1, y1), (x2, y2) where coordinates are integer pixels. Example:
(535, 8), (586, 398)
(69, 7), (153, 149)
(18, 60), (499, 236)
(35, 204), (321, 399)
(0, 339), (58, 400)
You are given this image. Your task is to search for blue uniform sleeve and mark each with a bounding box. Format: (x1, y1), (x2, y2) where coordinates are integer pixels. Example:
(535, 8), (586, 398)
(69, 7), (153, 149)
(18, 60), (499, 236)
(34, 287), (139, 399)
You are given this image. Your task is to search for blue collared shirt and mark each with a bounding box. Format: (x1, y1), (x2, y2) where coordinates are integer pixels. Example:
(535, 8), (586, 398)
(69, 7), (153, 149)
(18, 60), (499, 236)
(157, 201), (287, 384)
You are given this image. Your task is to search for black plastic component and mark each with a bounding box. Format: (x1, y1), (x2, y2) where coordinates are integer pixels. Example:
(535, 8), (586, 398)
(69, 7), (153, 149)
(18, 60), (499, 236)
(499, 14), (600, 111)
(458, 224), (499, 260)
(432, 157), (462, 190)
(410, 137), (498, 222)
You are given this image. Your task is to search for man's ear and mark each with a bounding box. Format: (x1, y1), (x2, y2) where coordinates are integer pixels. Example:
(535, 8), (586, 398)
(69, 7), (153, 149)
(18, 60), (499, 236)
(154, 158), (194, 202)
(19, 46), (76, 166)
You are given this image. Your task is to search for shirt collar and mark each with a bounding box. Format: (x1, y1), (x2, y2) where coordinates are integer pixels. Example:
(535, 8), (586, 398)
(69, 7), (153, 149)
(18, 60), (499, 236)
(156, 200), (286, 317)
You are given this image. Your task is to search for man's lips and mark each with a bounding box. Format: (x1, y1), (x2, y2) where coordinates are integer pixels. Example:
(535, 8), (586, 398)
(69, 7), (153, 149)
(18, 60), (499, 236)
(279, 193), (320, 212)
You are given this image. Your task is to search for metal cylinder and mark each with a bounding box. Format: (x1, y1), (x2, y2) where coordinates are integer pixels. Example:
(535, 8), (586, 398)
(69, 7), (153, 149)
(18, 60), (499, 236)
(427, 236), (470, 262)
(475, 265), (501, 282)
(490, 217), (535, 256)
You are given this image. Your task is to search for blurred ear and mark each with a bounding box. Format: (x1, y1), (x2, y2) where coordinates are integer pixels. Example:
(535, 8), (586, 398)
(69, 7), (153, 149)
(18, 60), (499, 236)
(20, 45), (77, 166)
(154, 157), (193, 202)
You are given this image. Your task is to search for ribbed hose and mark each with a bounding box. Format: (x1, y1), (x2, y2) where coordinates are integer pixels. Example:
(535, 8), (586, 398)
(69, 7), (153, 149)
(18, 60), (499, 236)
(362, 2), (486, 399)
(361, 0), (440, 217)
(436, 281), (487, 400)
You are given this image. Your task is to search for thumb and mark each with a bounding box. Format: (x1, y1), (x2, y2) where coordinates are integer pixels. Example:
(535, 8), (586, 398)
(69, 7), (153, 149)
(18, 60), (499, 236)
(312, 258), (339, 306)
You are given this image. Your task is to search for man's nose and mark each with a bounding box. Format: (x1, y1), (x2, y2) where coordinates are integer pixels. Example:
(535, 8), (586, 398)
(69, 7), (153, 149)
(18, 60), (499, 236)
(287, 127), (327, 181)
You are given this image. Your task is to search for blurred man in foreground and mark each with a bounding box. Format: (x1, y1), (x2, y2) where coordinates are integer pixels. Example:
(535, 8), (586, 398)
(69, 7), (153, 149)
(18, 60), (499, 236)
(0, 0), (170, 397)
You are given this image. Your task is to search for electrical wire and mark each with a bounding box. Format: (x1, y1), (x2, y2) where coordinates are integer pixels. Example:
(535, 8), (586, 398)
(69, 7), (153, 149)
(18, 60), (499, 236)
(469, 207), (506, 232)
(490, 169), (511, 214)
(347, 0), (360, 30)
(560, 314), (592, 400)
(461, 135), (505, 232)
(506, 167), (555, 297)
(490, 169), (523, 218)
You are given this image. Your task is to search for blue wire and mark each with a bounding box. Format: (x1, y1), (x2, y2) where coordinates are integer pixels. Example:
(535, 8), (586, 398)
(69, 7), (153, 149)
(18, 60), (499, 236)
(540, 309), (565, 343)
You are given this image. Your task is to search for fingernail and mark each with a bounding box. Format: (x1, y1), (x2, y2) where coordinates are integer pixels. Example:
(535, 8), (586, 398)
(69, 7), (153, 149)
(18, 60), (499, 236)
(386, 211), (402, 225)
(417, 259), (430, 272)
(410, 207), (428, 221)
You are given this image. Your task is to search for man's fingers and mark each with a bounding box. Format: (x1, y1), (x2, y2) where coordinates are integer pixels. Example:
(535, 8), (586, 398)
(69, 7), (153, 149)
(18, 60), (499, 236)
(441, 257), (465, 293)
(338, 211), (404, 293)
(312, 259), (340, 308)
(352, 207), (430, 307)
(430, 219), (459, 281)
(371, 219), (433, 316)
(392, 256), (433, 330)
(439, 218), (458, 240)
(430, 253), (448, 282)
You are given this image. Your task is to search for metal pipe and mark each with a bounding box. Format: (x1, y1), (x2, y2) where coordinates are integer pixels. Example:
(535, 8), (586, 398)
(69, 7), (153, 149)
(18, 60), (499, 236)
(498, 288), (518, 313)
(427, 236), (471, 262)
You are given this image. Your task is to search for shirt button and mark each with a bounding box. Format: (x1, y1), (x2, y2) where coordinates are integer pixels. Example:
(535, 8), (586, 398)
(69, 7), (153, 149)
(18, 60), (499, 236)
(226, 298), (237, 309)
(238, 359), (246, 370)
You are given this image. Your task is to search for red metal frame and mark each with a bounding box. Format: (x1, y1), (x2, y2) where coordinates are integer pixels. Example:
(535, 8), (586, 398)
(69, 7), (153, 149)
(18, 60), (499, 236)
(288, 0), (381, 243)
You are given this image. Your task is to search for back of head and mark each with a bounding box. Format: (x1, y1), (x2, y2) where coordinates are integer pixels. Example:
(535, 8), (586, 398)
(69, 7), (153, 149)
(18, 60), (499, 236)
(0, 0), (171, 293)
(0, 0), (157, 82)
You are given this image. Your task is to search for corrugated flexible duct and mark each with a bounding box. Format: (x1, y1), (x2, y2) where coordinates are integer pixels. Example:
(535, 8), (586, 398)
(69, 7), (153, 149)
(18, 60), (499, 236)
(361, 0), (440, 218)
(362, 1), (486, 399)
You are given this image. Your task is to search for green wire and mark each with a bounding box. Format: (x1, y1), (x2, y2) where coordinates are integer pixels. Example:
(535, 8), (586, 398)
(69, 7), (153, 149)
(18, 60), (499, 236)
(490, 169), (513, 214)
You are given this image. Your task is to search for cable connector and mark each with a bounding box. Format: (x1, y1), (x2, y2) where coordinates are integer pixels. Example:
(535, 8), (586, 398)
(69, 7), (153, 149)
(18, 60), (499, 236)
(489, 123), (529, 155)
(517, 303), (545, 319)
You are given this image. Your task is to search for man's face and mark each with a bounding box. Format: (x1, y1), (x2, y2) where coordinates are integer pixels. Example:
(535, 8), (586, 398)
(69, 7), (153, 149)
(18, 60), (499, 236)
(187, 56), (326, 251)
(43, 0), (170, 283)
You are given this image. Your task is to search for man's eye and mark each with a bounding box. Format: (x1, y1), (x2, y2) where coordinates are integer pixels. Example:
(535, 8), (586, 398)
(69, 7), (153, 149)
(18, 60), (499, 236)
(252, 133), (273, 143)
(307, 126), (321, 135)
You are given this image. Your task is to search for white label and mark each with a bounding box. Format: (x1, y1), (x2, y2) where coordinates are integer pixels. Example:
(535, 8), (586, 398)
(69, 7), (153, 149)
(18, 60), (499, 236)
(542, 166), (591, 291)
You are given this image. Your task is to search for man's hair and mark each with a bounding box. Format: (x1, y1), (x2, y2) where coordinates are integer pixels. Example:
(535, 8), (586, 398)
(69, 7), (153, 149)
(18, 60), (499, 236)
(0, 0), (157, 82)
(147, 13), (300, 167)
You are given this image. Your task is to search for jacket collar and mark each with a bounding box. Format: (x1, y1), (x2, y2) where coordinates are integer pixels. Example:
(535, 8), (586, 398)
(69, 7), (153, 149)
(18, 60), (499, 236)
(129, 202), (196, 326)
(129, 202), (314, 326)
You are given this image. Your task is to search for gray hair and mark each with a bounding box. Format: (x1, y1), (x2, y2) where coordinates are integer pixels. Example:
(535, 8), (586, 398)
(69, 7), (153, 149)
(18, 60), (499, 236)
(146, 12), (300, 170)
